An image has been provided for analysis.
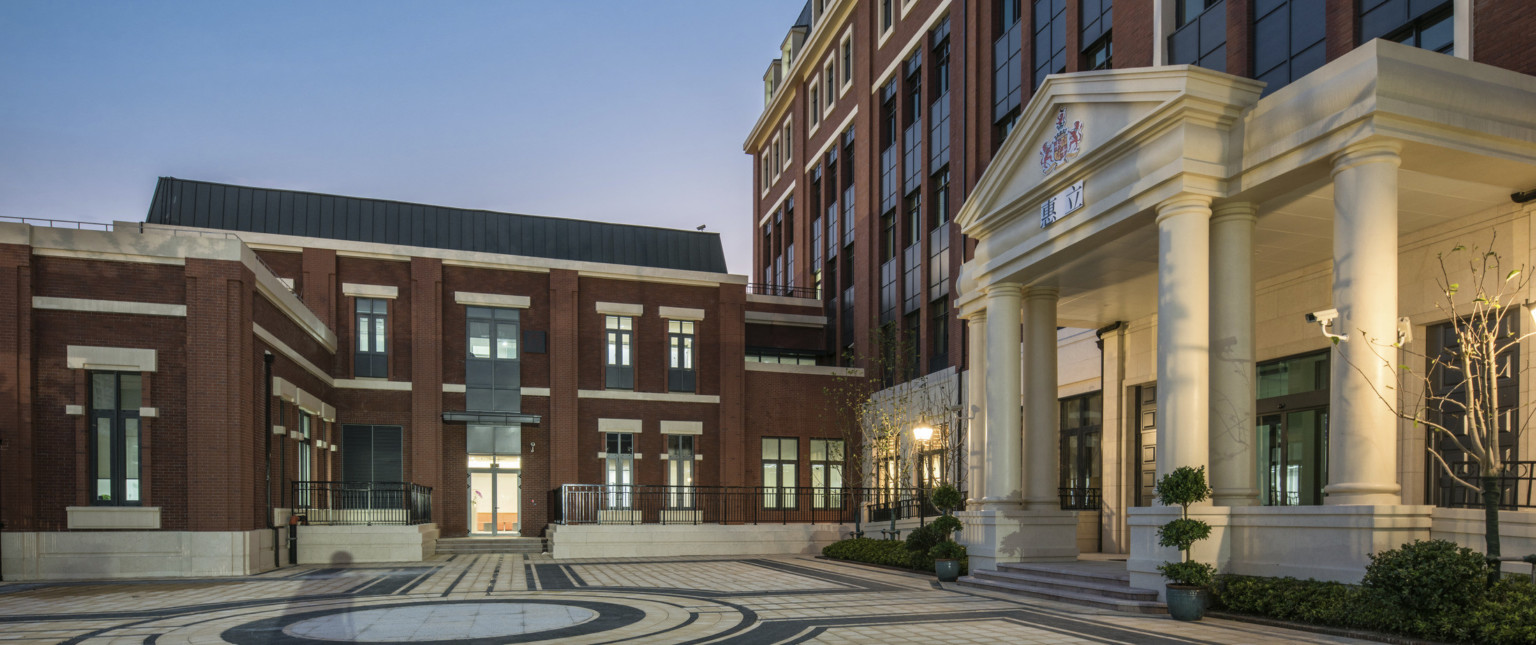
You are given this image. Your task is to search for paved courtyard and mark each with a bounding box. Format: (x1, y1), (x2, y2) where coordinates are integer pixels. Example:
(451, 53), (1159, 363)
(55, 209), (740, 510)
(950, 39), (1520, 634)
(0, 554), (1371, 644)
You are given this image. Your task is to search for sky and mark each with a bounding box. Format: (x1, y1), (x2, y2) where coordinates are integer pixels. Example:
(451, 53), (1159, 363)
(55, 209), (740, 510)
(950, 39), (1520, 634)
(0, 1), (803, 275)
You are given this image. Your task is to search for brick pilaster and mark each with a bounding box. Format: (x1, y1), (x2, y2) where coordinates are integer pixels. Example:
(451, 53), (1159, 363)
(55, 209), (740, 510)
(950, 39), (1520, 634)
(409, 258), (444, 519)
(548, 269), (580, 492)
(717, 283), (747, 486)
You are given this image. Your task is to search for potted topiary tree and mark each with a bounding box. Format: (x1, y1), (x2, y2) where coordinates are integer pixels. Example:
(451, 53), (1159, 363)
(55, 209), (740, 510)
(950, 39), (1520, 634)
(928, 484), (966, 582)
(1154, 466), (1217, 621)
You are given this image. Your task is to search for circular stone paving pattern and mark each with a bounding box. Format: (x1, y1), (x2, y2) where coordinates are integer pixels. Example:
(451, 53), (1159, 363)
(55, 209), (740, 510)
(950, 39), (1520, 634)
(284, 602), (597, 641)
(221, 599), (650, 644)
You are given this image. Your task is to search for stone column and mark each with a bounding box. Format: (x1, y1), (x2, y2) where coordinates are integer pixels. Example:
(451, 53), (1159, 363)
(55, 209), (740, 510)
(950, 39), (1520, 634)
(1326, 141), (1403, 506)
(982, 283), (1024, 508)
(1155, 195), (1213, 484)
(965, 310), (988, 506)
(1210, 203), (1259, 506)
(1022, 286), (1060, 510)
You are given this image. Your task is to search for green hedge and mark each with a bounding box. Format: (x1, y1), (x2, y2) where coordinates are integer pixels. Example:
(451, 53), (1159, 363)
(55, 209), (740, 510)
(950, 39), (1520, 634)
(1216, 567), (1536, 644)
(822, 537), (967, 574)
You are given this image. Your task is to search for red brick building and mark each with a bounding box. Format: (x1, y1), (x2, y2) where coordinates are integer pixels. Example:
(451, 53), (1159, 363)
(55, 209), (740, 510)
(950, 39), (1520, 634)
(0, 178), (855, 580)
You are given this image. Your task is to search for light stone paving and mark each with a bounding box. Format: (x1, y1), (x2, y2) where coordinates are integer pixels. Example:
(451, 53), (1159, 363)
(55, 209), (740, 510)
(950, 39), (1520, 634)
(0, 553), (1376, 644)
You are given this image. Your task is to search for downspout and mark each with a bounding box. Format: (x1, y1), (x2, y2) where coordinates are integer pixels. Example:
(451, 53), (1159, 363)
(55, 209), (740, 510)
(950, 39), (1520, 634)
(264, 351), (277, 569)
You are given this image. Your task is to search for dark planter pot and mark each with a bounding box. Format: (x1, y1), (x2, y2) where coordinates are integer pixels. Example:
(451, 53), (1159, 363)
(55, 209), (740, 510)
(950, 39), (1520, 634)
(1165, 585), (1207, 621)
(935, 559), (960, 582)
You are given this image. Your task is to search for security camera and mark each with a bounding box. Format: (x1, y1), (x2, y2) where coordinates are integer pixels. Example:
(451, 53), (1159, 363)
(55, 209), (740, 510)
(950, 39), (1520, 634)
(1304, 308), (1338, 325)
(1305, 308), (1347, 342)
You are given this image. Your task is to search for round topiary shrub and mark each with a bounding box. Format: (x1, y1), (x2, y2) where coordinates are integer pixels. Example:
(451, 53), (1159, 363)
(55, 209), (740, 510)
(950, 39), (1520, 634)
(1362, 539), (1489, 616)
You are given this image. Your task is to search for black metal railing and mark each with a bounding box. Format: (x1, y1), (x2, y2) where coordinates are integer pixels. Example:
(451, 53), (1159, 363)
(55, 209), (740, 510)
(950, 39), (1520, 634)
(556, 485), (961, 529)
(748, 282), (820, 300)
(1437, 461), (1535, 510)
(292, 481), (434, 525)
(1059, 487), (1102, 511)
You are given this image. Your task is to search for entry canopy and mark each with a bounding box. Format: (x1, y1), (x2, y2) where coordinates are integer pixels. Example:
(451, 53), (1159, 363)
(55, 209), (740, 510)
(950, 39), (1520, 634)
(954, 40), (1536, 328)
(443, 411), (542, 425)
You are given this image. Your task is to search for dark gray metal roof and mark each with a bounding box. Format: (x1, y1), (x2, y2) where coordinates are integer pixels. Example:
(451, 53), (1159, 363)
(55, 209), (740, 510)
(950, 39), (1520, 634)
(145, 177), (728, 273)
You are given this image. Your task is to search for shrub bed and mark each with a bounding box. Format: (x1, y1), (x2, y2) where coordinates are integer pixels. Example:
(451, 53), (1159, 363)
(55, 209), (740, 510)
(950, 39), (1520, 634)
(1213, 540), (1536, 645)
(821, 537), (967, 574)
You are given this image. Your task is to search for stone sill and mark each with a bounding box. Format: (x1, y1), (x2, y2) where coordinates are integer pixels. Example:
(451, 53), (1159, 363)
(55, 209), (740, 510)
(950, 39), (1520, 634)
(66, 506), (161, 530)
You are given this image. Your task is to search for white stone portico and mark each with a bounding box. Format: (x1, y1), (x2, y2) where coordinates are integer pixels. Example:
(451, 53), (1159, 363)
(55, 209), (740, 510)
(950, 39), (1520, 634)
(952, 41), (1536, 593)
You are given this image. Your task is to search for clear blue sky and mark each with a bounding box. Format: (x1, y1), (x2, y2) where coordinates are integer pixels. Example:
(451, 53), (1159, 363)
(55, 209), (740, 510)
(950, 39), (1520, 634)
(0, 1), (803, 274)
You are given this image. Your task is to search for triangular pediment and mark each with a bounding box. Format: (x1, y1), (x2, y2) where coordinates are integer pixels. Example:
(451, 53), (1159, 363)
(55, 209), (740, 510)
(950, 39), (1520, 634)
(956, 66), (1263, 239)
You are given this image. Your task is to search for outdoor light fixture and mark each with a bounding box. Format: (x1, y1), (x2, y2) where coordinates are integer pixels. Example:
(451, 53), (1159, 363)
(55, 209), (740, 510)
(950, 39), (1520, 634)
(913, 425), (935, 442)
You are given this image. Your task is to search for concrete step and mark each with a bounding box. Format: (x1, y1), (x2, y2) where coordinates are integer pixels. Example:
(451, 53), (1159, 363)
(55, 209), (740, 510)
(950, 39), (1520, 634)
(956, 576), (1167, 614)
(436, 538), (547, 554)
(996, 562), (1133, 586)
(969, 569), (1158, 601)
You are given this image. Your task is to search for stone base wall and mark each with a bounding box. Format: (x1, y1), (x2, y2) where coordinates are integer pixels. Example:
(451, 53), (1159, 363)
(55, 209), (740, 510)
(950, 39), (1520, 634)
(1127, 505), (1435, 598)
(1431, 508), (1536, 575)
(955, 509), (1080, 571)
(294, 523), (439, 565)
(0, 529), (283, 581)
(549, 523), (852, 559)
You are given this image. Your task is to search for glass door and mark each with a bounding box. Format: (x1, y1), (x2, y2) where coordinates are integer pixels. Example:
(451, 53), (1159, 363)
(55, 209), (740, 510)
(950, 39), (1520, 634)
(1259, 409), (1328, 506)
(468, 456), (522, 535)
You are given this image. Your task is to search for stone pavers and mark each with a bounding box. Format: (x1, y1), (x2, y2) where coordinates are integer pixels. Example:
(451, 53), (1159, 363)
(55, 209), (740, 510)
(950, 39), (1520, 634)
(0, 553), (1373, 644)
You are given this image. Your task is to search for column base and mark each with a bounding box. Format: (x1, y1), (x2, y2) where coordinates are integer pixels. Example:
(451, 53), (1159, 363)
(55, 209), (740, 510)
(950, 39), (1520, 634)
(1212, 488), (1260, 507)
(1323, 481), (1402, 506)
(1127, 504), (1432, 599)
(955, 509), (1080, 572)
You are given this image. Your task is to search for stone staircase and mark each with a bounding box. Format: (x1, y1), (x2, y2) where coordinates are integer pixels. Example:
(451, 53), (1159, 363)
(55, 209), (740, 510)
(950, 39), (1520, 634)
(957, 561), (1166, 614)
(435, 537), (548, 555)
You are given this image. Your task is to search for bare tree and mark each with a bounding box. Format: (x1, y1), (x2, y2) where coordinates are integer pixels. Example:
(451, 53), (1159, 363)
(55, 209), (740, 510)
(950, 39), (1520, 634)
(1354, 238), (1532, 573)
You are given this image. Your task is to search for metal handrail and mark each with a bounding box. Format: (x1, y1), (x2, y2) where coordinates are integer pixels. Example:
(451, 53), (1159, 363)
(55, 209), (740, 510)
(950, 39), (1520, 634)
(292, 481), (434, 525)
(1059, 487), (1102, 511)
(748, 282), (820, 300)
(1438, 460), (1535, 510)
(555, 485), (956, 529)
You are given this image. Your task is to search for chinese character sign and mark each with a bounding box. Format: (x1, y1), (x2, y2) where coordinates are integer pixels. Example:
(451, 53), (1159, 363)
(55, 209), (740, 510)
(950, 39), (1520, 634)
(1040, 180), (1085, 228)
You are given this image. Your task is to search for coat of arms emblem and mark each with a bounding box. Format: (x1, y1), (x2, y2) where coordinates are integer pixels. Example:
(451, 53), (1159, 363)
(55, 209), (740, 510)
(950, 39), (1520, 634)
(1039, 108), (1084, 175)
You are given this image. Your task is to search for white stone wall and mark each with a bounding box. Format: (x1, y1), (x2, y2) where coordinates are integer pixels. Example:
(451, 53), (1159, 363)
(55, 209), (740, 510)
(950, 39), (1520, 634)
(549, 523), (852, 559)
(294, 524), (438, 565)
(1431, 508), (1536, 575)
(0, 529), (283, 581)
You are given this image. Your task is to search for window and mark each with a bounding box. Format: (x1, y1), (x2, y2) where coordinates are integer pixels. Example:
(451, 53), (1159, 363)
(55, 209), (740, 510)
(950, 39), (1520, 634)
(1060, 392), (1103, 509)
(761, 153), (771, 193)
(881, 0), (894, 34)
(772, 135), (782, 178)
(1032, 0), (1068, 89)
(929, 19), (952, 170)
(993, 0), (1024, 144)
(605, 316), (634, 389)
(355, 298), (388, 378)
(467, 306), (521, 412)
(745, 349), (819, 365)
(1364, 0), (1453, 54)
(604, 433), (635, 509)
(1168, 0), (1225, 72)
(823, 62), (837, 113)
(667, 434), (695, 509)
(840, 32), (853, 92)
(1253, 0), (1325, 96)
(782, 121), (793, 169)
(467, 424), (521, 455)
(810, 83), (820, 127)
(902, 193), (923, 315)
(929, 299), (949, 373)
(762, 437), (798, 509)
(902, 52), (923, 194)
(90, 372), (142, 505)
(296, 413), (313, 505)
(929, 168), (951, 299)
(1081, 0), (1113, 70)
(811, 439), (845, 508)
(341, 425), (403, 509)
(879, 79), (899, 216)
(668, 320), (697, 392)
(1427, 318), (1519, 508)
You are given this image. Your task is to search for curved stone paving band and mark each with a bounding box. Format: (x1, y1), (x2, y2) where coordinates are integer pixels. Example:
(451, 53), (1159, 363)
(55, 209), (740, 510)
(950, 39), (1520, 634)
(0, 554), (1373, 644)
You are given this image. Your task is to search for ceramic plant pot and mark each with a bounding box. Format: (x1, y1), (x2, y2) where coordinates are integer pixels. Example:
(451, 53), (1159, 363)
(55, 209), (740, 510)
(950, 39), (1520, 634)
(1165, 585), (1207, 621)
(935, 559), (960, 582)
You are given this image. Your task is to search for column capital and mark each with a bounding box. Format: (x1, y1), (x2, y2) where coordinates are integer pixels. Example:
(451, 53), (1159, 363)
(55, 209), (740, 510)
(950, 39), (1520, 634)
(961, 308), (988, 323)
(1211, 201), (1258, 224)
(1155, 194), (1213, 224)
(1023, 285), (1060, 300)
(1331, 140), (1402, 176)
(985, 282), (1025, 299)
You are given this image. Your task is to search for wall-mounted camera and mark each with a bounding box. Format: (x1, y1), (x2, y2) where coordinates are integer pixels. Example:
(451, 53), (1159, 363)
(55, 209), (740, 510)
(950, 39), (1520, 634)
(1305, 308), (1347, 342)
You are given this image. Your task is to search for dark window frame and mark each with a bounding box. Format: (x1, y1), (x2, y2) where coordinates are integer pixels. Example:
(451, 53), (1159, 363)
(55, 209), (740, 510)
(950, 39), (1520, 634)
(605, 315), (635, 390)
(354, 297), (389, 378)
(90, 371), (143, 506)
(762, 436), (799, 509)
(667, 319), (697, 392)
(467, 306), (522, 412)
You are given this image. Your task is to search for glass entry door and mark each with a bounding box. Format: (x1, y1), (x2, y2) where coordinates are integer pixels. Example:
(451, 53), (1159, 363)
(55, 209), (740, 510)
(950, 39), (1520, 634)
(469, 461), (521, 535)
(1259, 409), (1328, 506)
